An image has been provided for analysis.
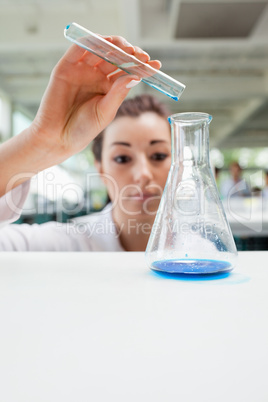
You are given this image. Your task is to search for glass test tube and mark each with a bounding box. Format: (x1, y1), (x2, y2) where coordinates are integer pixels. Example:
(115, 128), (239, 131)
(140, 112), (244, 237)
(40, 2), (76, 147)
(64, 22), (185, 101)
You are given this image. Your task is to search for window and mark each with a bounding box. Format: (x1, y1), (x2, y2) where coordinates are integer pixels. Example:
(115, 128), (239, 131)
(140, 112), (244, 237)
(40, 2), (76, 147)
(0, 93), (11, 142)
(12, 109), (33, 136)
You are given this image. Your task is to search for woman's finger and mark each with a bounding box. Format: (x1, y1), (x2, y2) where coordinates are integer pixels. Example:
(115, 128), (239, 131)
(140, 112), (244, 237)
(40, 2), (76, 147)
(107, 69), (129, 84)
(132, 46), (150, 63)
(147, 60), (162, 70)
(103, 35), (135, 54)
(94, 58), (121, 76)
(60, 44), (87, 64)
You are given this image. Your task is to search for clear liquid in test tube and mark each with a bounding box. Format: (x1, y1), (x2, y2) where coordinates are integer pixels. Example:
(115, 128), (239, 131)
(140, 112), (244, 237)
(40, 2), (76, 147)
(64, 22), (185, 101)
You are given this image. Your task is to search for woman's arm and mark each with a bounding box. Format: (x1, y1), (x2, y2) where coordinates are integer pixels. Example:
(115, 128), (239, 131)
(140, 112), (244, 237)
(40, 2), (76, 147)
(0, 37), (161, 196)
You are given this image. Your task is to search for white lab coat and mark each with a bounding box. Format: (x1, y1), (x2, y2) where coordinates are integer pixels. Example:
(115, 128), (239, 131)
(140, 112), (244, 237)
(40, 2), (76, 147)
(0, 182), (124, 252)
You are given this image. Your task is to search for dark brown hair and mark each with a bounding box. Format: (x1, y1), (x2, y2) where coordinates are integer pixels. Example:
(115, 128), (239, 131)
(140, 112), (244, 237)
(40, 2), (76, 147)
(92, 94), (170, 162)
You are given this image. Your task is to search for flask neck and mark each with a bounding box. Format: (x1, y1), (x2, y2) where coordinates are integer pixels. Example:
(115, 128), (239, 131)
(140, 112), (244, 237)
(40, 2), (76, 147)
(169, 113), (212, 165)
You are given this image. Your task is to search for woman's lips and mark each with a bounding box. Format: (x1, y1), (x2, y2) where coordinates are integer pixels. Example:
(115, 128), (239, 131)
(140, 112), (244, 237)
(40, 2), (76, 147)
(127, 193), (160, 201)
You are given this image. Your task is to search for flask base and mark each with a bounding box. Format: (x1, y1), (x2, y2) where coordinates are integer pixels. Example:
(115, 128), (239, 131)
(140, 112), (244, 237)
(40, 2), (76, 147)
(151, 258), (233, 274)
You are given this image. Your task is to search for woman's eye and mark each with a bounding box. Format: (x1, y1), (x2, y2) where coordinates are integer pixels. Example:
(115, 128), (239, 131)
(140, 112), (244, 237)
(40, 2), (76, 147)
(113, 155), (132, 164)
(151, 153), (168, 161)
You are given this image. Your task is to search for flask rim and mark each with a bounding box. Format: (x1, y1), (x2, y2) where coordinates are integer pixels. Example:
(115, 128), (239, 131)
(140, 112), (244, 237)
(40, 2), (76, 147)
(168, 112), (212, 124)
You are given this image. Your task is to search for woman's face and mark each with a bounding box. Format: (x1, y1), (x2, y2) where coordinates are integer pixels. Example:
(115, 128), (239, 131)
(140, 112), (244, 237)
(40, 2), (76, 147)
(95, 112), (171, 217)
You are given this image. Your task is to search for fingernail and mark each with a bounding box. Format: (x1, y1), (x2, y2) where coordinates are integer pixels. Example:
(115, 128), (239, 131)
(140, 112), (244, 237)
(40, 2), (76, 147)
(126, 79), (141, 88)
(101, 35), (112, 40)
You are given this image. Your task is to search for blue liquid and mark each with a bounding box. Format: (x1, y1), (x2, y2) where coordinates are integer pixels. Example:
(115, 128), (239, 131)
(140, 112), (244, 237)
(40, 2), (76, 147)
(151, 258), (232, 274)
(145, 82), (179, 101)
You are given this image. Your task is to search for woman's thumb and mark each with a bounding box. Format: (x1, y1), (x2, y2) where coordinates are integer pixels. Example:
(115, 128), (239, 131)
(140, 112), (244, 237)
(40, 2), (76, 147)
(99, 75), (141, 123)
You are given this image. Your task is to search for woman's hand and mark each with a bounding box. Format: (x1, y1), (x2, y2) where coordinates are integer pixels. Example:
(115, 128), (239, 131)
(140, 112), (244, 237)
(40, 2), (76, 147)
(31, 37), (161, 165)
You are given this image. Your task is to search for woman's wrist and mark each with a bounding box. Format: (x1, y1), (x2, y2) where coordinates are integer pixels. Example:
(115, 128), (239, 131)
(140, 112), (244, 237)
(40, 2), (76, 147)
(27, 121), (72, 168)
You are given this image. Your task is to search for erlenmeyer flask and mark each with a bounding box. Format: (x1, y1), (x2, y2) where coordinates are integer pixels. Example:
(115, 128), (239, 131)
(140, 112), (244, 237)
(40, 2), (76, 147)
(145, 112), (238, 274)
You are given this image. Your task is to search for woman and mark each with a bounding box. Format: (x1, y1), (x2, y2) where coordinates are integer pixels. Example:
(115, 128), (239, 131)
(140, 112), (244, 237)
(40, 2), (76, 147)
(0, 34), (166, 250)
(0, 94), (171, 251)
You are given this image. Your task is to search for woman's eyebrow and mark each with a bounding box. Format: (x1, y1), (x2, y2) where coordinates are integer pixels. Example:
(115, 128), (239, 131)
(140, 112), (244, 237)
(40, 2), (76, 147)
(150, 140), (168, 145)
(110, 139), (168, 147)
(110, 141), (131, 147)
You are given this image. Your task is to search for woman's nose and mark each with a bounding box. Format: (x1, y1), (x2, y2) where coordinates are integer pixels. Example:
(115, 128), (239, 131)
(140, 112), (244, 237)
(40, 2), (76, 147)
(133, 157), (153, 185)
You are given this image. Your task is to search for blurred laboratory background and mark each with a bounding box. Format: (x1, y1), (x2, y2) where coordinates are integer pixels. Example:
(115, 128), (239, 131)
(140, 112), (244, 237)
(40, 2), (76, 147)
(0, 0), (268, 249)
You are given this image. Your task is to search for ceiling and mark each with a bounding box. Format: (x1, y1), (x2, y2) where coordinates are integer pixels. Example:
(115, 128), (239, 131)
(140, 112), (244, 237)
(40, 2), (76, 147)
(0, 0), (268, 148)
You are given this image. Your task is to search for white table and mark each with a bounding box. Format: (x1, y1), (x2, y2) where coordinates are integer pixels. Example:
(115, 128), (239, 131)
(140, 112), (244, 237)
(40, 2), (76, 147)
(0, 251), (267, 402)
